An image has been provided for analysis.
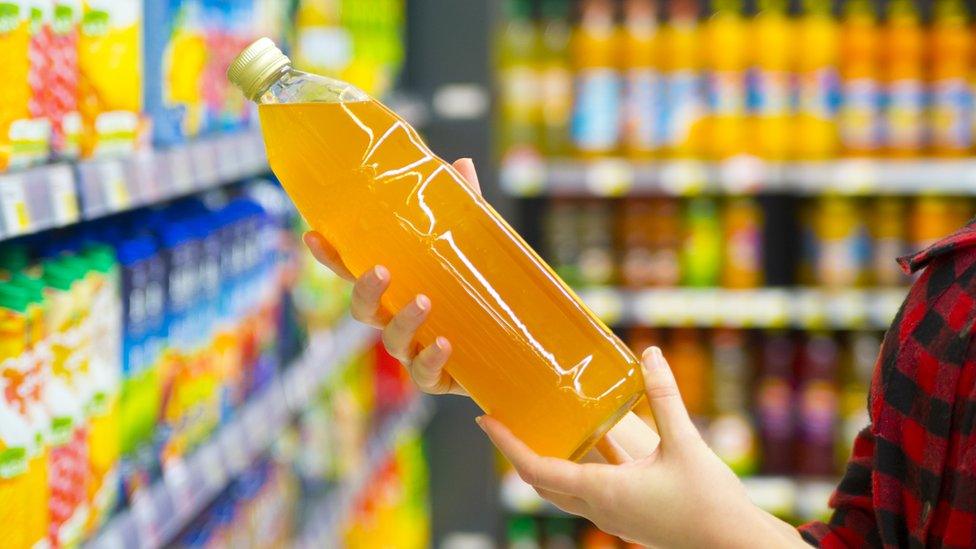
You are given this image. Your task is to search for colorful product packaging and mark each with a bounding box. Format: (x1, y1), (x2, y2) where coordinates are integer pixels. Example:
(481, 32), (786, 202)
(78, 0), (143, 158)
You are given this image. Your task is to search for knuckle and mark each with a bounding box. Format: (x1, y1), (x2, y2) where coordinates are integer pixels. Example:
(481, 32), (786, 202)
(644, 382), (681, 401)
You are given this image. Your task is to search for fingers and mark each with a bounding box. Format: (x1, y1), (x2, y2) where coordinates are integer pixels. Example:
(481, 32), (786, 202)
(452, 158), (482, 195)
(534, 487), (590, 517)
(640, 347), (699, 448)
(350, 266), (391, 327)
(411, 337), (466, 395)
(382, 295), (431, 361)
(477, 416), (589, 495)
(302, 231), (354, 280)
(594, 435), (632, 465)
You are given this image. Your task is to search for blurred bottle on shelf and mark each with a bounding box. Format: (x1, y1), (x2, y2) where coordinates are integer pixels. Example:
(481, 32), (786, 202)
(751, 0), (794, 160)
(497, 0), (541, 160)
(540, 0), (574, 156)
(579, 200), (616, 286)
(797, 332), (840, 477)
(659, 0), (704, 158)
(838, 331), (877, 466)
(704, 0), (749, 160)
(929, 0), (973, 156)
(621, 0), (661, 159)
(544, 517), (577, 549)
(795, 0), (840, 160)
(618, 198), (656, 288)
(708, 329), (757, 475)
(838, 0), (882, 155)
(571, 0), (622, 157)
(0, 0), (51, 172)
(509, 515), (541, 549)
(646, 198), (683, 287)
(871, 197), (907, 286)
(681, 196), (722, 287)
(722, 197), (763, 289)
(756, 332), (796, 475)
(580, 525), (619, 548)
(669, 328), (711, 421)
(882, 0), (926, 156)
(811, 196), (870, 288)
(546, 199), (583, 286)
(910, 196), (970, 251)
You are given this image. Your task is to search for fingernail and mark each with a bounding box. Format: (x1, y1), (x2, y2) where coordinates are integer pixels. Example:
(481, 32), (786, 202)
(475, 416), (486, 431)
(415, 294), (430, 313)
(435, 336), (449, 351)
(641, 347), (662, 370)
(370, 266), (387, 284)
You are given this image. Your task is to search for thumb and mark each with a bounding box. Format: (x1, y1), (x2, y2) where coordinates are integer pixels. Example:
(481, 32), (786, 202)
(641, 347), (699, 448)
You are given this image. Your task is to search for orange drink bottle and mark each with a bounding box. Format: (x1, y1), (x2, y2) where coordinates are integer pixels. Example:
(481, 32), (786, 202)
(621, 0), (661, 159)
(882, 0), (926, 156)
(839, 0), (882, 155)
(570, 0), (623, 157)
(929, 0), (973, 156)
(660, 0), (705, 158)
(795, 0), (840, 160)
(703, 0), (748, 160)
(229, 39), (645, 460)
(752, 0), (795, 160)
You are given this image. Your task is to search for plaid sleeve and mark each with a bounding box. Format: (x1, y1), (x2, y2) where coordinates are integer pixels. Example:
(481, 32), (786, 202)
(799, 222), (976, 548)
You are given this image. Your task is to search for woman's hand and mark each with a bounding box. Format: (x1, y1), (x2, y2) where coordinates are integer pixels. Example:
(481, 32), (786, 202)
(480, 348), (807, 549)
(301, 158), (481, 396)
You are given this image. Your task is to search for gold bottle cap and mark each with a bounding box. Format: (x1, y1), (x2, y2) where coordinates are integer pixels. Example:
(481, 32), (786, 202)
(227, 37), (291, 101)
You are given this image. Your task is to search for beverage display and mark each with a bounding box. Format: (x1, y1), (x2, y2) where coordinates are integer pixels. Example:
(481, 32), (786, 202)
(795, 0), (840, 160)
(929, 0), (973, 155)
(882, 0), (925, 156)
(660, 0), (704, 158)
(751, 0), (793, 160)
(620, 0), (660, 159)
(571, 0), (622, 157)
(231, 38), (645, 460)
(838, 0), (881, 155)
(704, 0), (748, 159)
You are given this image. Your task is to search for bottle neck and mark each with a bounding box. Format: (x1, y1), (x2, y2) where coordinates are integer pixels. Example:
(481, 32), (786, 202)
(253, 64), (293, 104)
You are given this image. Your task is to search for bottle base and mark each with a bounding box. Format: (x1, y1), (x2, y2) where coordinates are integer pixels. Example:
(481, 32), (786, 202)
(567, 391), (643, 462)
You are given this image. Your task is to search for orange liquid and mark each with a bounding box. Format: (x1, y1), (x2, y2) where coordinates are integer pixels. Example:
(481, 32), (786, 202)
(259, 100), (644, 459)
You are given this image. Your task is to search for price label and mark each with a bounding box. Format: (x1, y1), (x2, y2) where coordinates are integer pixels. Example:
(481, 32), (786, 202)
(586, 159), (633, 196)
(191, 141), (220, 186)
(794, 289), (826, 329)
(500, 154), (546, 196)
(580, 287), (624, 325)
(216, 137), (241, 180)
(0, 174), (31, 235)
(100, 161), (130, 211)
(48, 166), (79, 225)
(168, 147), (195, 193)
(831, 159), (878, 194)
(720, 155), (764, 194)
(659, 160), (707, 196)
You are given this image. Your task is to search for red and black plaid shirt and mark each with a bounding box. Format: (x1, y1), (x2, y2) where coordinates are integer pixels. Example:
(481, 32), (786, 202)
(799, 222), (976, 548)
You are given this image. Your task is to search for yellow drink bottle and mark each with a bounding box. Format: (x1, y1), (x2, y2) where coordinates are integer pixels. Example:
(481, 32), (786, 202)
(704, 0), (748, 160)
(660, 0), (705, 158)
(571, 0), (623, 157)
(752, 0), (794, 160)
(882, 0), (925, 156)
(929, 0), (973, 156)
(839, 0), (882, 156)
(621, 0), (661, 159)
(539, 0), (574, 156)
(497, 0), (542, 158)
(229, 39), (645, 460)
(795, 0), (840, 159)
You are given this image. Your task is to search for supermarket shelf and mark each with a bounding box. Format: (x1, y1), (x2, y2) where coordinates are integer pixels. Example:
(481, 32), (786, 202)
(86, 318), (378, 549)
(500, 157), (976, 197)
(296, 395), (435, 548)
(0, 131), (268, 241)
(502, 470), (836, 523)
(576, 286), (907, 329)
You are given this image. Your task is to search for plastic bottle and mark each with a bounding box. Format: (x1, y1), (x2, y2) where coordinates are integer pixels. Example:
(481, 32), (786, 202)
(709, 328), (757, 475)
(621, 0), (661, 158)
(929, 0), (973, 156)
(757, 332), (796, 475)
(545, 199), (582, 287)
(571, 0), (622, 157)
(659, 0), (704, 158)
(669, 328), (710, 420)
(722, 197), (764, 289)
(797, 332), (840, 477)
(704, 0), (748, 159)
(578, 200), (615, 286)
(882, 0), (925, 156)
(497, 0), (542, 158)
(751, 0), (794, 160)
(539, 0), (573, 156)
(871, 197), (906, 286)
(229, 39), (645, 460)
(812, 196), (870, 288)
(795, 0), (840, 159)
(839, 0), (882, 155)
(681, 196), (723, 287)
